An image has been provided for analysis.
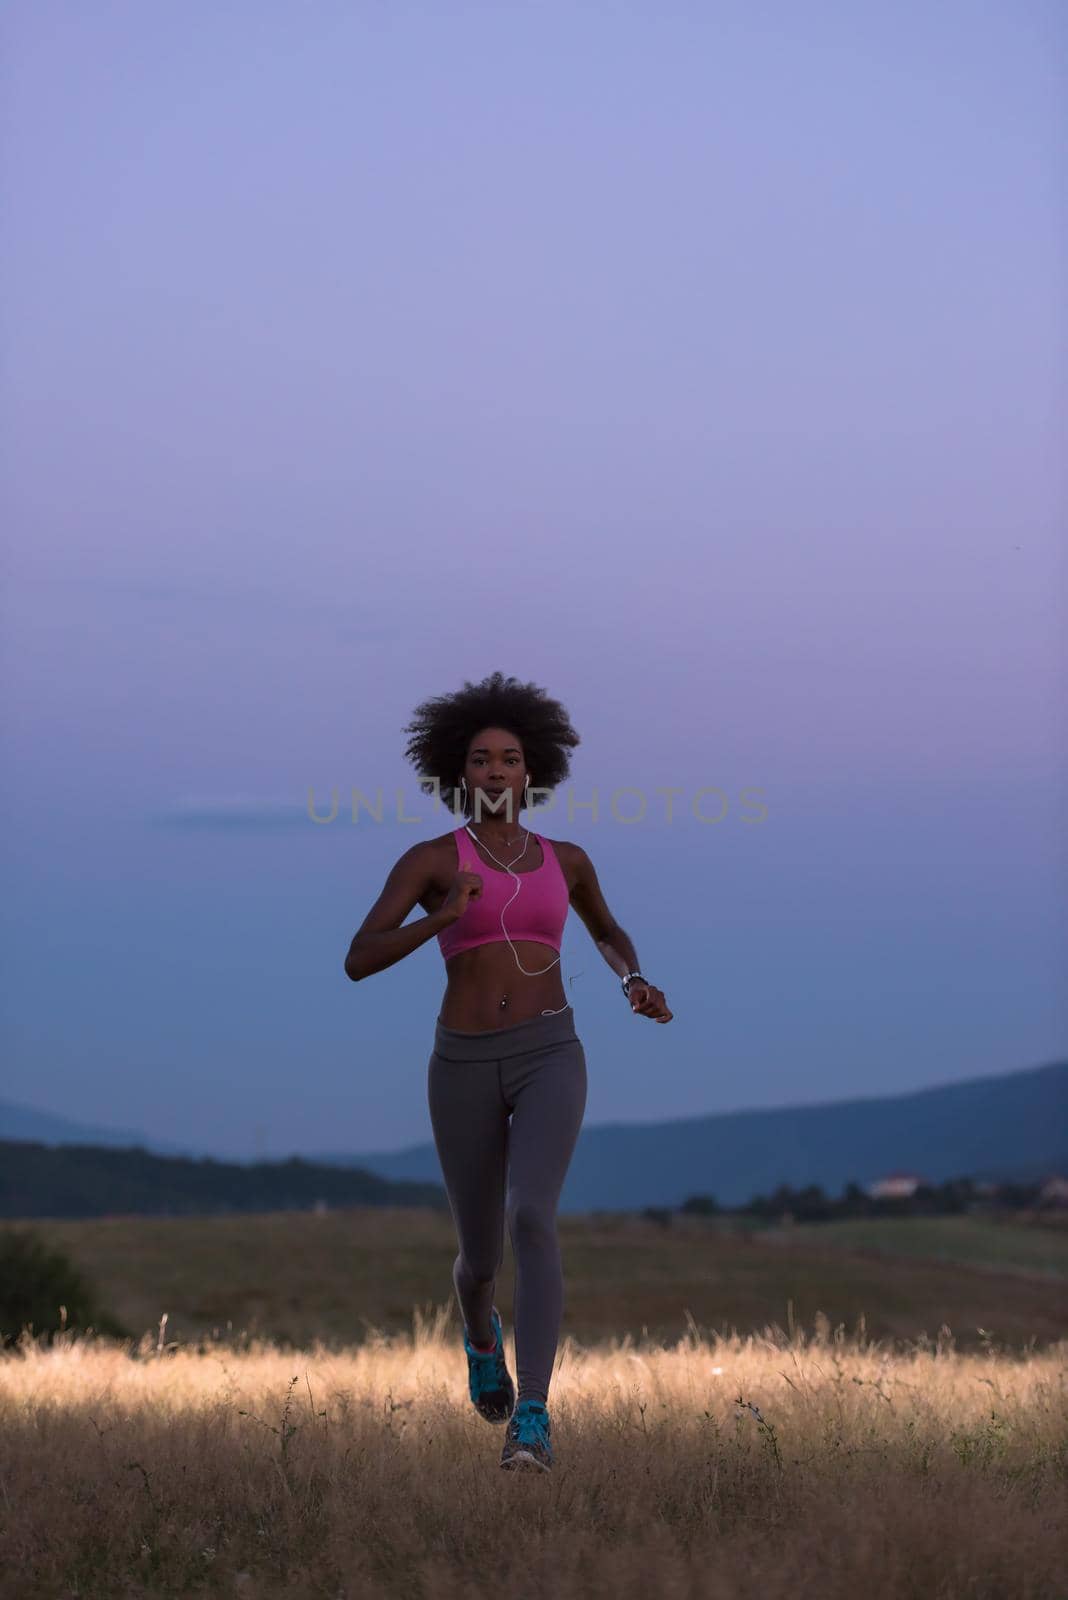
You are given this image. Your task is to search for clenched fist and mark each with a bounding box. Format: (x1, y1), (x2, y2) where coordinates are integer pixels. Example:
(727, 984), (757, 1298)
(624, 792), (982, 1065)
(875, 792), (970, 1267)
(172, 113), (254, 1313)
(627, 982), (673, 1023)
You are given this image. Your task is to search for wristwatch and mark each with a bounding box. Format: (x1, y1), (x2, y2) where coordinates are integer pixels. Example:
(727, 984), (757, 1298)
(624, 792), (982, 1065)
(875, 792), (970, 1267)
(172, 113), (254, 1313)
(621, 971), (647, 997)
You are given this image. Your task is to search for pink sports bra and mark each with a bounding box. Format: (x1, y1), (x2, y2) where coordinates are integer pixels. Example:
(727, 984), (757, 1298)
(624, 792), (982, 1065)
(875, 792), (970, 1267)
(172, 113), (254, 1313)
(437, 826), (571, 962)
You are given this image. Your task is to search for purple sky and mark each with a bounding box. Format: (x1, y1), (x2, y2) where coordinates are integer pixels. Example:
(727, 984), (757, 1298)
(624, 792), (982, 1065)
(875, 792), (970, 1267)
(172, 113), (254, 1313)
(1, 1), (1064, 1159)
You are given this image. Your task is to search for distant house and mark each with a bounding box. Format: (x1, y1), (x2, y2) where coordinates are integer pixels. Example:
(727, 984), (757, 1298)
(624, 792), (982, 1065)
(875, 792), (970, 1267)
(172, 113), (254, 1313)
(866, 1172), (927, 1200)
(1038, 1175), (1068, 1208)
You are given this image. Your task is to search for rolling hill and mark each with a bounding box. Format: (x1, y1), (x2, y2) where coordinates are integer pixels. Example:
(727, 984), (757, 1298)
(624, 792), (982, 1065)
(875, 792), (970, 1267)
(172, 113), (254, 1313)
(2, 1060), (1063, 1217)
(319, 1059), (1067, 1212)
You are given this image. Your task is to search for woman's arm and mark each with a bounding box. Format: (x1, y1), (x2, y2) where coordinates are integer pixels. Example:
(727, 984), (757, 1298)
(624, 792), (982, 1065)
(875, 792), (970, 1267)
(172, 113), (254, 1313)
(566, 844), (673, 1022)
(344, 842), (454, 982)
(568, 846), (641, 979)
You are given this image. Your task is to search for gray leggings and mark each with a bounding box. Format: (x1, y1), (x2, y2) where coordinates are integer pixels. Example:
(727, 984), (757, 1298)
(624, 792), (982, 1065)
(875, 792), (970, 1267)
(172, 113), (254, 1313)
(427, 1004), (587, 1406)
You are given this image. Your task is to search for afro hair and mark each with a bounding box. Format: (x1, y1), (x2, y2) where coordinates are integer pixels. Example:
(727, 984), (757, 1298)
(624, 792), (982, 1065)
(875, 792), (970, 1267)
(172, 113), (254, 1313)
(402, 670), (580, 813)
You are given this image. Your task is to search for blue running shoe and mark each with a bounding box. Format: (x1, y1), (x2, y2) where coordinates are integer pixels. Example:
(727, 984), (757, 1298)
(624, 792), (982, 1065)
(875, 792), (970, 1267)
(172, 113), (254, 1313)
(500, 1398), (552, 1471)
(463, 1305), (515, 1423)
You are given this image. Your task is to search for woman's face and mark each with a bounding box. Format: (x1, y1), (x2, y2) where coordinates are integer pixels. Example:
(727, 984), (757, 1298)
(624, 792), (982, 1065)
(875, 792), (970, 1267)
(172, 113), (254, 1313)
(462, 726), (529, 822)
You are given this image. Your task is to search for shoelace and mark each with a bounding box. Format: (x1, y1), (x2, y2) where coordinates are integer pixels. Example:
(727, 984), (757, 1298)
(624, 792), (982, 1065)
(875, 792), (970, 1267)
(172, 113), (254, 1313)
(511, 1405), (550, 1446)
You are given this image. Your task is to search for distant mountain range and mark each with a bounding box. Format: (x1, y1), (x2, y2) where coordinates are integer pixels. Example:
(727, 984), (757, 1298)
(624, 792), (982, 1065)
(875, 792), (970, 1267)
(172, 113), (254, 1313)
(3, 1060), (1063, 1216)
(0, 1101), (195, 1157)
(318, 1060), (1067, 1212)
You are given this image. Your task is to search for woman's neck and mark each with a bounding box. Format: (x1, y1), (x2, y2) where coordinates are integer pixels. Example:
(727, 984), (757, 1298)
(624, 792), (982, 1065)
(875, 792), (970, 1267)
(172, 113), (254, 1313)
(464, 815), (528, 846)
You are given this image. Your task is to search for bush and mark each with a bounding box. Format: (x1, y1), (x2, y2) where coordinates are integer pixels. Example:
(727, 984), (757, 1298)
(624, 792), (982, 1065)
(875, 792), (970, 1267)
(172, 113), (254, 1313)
(0, 1226), (128, 1345)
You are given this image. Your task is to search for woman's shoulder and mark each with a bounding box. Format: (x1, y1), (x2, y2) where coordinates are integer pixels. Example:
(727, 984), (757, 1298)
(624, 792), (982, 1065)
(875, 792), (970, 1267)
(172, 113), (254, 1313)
(541, 835), (588, 866)
(426, 826), (464, 857)
(391, 829), (462, 873)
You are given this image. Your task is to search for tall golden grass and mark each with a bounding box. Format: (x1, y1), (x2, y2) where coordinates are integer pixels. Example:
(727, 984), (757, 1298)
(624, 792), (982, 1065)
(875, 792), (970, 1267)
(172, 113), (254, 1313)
(2, 1307), (1065, 1599)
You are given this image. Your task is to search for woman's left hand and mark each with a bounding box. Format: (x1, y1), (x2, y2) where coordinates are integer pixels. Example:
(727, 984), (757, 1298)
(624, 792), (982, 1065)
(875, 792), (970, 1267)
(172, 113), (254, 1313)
(627, 982), (673, 1023)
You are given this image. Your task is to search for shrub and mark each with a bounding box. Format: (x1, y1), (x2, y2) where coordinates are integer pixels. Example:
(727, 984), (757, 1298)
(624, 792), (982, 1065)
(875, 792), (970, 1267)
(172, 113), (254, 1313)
(0, 1226), (128, 1345)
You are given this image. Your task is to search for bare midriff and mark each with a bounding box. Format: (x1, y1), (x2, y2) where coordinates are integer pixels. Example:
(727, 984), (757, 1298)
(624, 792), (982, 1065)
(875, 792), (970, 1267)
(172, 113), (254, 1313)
(439, 940), (567, 1030)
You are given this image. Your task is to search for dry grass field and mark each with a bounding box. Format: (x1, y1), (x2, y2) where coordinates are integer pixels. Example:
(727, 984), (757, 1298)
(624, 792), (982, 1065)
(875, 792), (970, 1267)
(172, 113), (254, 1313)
(15, 1206), (1068, 1353)
(1, 1208), (1066, 1598)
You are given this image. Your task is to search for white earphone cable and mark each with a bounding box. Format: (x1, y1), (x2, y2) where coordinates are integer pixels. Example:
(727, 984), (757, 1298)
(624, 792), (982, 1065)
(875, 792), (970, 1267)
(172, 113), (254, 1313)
(461, 783), (572, 1016)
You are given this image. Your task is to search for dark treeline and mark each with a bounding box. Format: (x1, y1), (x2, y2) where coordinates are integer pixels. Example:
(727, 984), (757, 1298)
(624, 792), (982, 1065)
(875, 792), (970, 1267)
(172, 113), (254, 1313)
(1, 1139), (1063, 1225)
(0, 1140), (448, 1220)
(670, 1174), (1058, 1223)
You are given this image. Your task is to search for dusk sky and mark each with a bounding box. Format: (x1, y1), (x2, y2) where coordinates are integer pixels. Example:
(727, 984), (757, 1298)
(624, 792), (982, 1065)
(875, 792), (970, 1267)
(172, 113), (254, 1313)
(1, 1), (1063, 1160)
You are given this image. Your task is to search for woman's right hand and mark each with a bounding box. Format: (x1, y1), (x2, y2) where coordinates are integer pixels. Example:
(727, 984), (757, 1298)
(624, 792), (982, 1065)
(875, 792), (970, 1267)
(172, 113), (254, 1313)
(439, 868), (483, 923)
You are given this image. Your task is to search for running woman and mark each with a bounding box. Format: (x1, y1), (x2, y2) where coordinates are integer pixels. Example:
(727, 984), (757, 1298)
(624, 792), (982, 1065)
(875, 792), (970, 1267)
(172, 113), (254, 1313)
(344, 671), (673, 1472)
